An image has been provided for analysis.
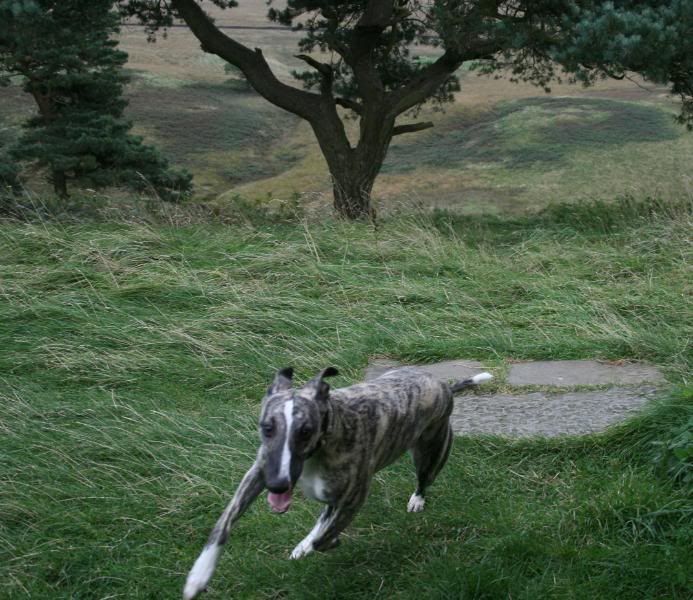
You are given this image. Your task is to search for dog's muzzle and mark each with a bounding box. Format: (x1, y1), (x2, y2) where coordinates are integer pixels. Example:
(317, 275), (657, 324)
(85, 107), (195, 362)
(265, 459), (304, 513)
(266, 475), (293, 513)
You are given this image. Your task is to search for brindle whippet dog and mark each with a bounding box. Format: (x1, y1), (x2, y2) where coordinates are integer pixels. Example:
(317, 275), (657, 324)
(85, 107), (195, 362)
(183, 366), (492, 599)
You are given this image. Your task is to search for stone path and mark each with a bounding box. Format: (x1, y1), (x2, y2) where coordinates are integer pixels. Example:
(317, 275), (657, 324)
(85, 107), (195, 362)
(364, 359), (665, 438)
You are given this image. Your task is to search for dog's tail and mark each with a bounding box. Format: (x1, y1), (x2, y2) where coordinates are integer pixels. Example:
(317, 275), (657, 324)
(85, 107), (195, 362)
(450, 372), (493, 393)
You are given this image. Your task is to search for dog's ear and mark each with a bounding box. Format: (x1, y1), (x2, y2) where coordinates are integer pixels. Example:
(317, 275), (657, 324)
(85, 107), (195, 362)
(305, 367), (338, 402)
(267, 367), (294, 395)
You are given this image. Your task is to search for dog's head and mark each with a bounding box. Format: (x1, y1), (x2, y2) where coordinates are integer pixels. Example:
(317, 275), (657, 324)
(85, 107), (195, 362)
(258, 366), (337, 512)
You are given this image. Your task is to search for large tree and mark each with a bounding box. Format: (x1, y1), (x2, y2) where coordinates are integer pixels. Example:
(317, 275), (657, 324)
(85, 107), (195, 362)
(122, 0), (692, 219)
(0, 0), (192, 200)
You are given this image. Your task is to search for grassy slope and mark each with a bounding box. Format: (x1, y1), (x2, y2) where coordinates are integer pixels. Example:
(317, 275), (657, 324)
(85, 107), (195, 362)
(1, 199), (691, 598)
(380, 95), (692, 214)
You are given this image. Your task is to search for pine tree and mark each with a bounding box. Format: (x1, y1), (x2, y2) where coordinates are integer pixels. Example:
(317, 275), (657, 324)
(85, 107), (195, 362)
(0, 0), (192, 200)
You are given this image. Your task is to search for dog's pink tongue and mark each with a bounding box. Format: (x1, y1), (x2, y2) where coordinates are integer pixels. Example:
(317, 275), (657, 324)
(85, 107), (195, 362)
(268, 490), (293, 513)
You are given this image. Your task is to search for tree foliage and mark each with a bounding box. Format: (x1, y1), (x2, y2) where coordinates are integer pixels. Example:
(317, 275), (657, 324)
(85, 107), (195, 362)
(0, 0), (193, 199)
(118, 1), (691, 218)
(550, 1), (693, 130)
(268, 0), (462, 113)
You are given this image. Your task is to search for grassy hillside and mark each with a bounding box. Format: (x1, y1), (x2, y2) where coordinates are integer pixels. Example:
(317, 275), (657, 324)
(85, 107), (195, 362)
(1, 198), (691, 598)
(381, 96), (689, 213)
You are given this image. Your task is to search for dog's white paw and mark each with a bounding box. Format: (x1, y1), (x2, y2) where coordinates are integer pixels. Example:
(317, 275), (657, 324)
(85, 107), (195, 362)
(407, 493), (425, 513)
(290, 539), (314, 559)
(183, 544), (221, 599)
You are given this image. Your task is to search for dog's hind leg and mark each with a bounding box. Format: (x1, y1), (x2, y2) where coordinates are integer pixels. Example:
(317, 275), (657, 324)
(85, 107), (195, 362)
(183, 463), (265, 600)
(408, 421), (453, 513)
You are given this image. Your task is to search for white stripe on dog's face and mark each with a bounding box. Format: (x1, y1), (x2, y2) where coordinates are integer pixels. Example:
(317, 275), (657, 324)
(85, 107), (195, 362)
(279, 400), (294, 480)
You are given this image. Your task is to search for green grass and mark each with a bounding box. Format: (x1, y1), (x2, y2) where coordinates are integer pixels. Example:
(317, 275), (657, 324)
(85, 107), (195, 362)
(1, 197), (691, 598)
(384, 98), (679, 174)
(375, 96), (693, 215)
(128, 83), (290, 156)
(125, 81), (304, 191)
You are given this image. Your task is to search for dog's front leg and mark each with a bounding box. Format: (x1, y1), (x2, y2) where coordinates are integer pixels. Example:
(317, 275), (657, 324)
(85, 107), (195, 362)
(289, 505), (334, 559)
(183, 463), (265, 600)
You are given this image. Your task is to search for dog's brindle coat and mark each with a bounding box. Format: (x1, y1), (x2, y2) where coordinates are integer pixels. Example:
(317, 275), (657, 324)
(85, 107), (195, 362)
(183, 366), (492, 599)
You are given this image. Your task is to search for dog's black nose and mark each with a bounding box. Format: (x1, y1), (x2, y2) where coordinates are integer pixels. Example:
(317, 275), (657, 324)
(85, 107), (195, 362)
(266, 478), (291, 494)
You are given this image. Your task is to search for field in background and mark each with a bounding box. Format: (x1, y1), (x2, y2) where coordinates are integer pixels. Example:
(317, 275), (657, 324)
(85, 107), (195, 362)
(1, 1), (691, 213)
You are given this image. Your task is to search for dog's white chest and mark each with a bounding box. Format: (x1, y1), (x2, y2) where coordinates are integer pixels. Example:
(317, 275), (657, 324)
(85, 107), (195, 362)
(298, 460), (329, 502)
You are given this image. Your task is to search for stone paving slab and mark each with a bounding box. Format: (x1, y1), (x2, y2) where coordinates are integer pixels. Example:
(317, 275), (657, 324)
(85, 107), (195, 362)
(364, 357), (665, 438)
(364, 359), (403, 380)
(451, 386), (659, 438)
(365, 359), (485, 382)
(507, 360), (664, 387)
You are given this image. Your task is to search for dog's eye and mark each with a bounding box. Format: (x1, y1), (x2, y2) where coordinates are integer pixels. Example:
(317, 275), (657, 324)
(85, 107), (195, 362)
(298, 424), (313, 439)
(261, 422), (274, 437)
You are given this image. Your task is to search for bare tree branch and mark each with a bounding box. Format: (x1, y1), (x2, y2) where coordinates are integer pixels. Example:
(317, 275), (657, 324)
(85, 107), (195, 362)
(295, 54), (332, 77)
(387, 51), (463, 116)
(295, 53), (335, 96)
(388, 42), (500, 116)
(392, 121), (434, 136)
(170, 0), (321, 120)
(335, 96), (364, 114)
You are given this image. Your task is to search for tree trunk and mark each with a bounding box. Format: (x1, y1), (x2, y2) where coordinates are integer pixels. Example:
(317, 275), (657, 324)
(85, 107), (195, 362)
(52, 170), (68, 198)
(329, 141), (392, 220)
(312, 106), (394, 221)
(29, 87), (70, 199)
(331, 169), (377, 220)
